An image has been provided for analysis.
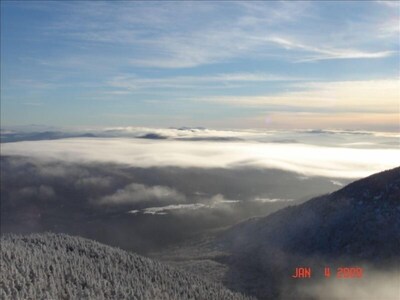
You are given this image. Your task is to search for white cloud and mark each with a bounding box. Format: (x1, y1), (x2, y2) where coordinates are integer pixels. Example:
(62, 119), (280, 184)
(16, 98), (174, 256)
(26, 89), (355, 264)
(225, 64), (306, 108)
(139, 194), (239, 215)
(2, 137), (399, 179)
(204, 79), (399, 112)
(299, 269), (400, 300)
(97, 183), (185, 205)
(253, 197), (294, 203)
(97, 126), (260, 140)
(31, 1), (396, 69)
(142, 203), (206, 215)
(236, 112), (399, 133)
(207, 194), (240, 207)
(106, 72), (300, 92)
(263, 36), (395, 62)
(376, 1), (400, 8)
(298, 50), (394, 62)
(330, 180), (344, 187)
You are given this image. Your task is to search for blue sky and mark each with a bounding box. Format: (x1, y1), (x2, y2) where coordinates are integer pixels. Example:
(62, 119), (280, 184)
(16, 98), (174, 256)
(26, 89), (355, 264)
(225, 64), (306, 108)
(1, 1), (399, 130)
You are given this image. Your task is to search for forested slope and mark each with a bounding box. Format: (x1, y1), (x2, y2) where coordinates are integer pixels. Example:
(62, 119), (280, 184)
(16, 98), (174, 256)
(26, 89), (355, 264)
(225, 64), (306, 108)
(219, 166), (400, 299)
(0, 233), (251, 300)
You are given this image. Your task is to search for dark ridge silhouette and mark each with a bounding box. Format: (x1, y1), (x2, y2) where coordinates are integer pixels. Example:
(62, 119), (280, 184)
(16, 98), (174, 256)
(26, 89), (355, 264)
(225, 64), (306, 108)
(176, 126), (207, 131)
(175, 137), (242, 142)
(270, 139), (298, 144)
(223, 166), (400, 258)
(138, 133), (168, 140)
(0, 131), (97, 143)
(218, 166), (400, 299)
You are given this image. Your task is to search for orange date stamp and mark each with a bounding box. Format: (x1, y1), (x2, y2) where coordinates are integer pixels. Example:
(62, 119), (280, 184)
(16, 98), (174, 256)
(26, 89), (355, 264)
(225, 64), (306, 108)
(291, 267), (363, 278)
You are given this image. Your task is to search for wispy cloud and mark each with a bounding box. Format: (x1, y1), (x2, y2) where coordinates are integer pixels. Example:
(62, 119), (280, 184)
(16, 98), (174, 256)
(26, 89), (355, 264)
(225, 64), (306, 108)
(252, 197), (294, 203)
(2, 1), (398, 129)
(204, 79), (399, 112)
(97, 183), (185, 206)
(106, 72), (302, 92)
(376, 1), (400, 8)
(142, 203), (206, 215)
(261, 36), (395, 62)
(20, 1), (396, 69)
(250, 112), (400, 132)
(138, 194), (239, 215)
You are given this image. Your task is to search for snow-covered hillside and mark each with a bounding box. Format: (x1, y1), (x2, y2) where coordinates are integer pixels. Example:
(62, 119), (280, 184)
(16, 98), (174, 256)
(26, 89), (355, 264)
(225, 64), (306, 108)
(0, 233), (252, 300)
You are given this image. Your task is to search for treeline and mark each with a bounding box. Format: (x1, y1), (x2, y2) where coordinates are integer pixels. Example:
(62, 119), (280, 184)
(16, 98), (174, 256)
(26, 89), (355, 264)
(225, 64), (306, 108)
(0, 233), (251, 300)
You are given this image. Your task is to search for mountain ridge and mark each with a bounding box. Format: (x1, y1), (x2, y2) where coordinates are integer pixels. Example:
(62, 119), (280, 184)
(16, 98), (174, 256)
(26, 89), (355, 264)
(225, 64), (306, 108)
(222, 166), (400, 258)
(216, 166), (400, 299)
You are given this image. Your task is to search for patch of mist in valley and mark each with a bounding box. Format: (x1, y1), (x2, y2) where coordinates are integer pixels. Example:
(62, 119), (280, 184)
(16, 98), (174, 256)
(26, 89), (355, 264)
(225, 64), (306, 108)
(293, 267), (400, 300)
(0, 155), (348, 254)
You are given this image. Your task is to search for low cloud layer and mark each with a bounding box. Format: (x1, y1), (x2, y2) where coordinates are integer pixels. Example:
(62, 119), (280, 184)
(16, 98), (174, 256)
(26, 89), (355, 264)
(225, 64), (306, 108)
(252, 197), (293, 203)
(138, 194), (241, 215)
(1, 155), (345, 253)
(98, 183), (185, 206)
(1, 128), (399, 255)
(2, 126), (399, 146)
(2, 136), (399, 178)
(141, 204), (206, 215)
(295, 268), (400, 300)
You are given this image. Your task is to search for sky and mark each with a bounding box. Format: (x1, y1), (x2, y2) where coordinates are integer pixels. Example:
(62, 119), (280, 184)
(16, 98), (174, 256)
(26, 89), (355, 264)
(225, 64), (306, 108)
(1, 1), (399, 131)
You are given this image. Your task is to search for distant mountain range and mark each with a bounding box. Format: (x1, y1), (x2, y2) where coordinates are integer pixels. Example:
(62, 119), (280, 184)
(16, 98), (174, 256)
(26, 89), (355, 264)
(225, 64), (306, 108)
(0, 131), (97, 143)
(0, 233), (251, 300)
(217, 166), (400, 299)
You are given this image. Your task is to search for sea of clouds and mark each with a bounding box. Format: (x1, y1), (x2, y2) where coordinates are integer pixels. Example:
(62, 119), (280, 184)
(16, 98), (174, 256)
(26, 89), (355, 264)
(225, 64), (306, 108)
(1, 127), (399, 179)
